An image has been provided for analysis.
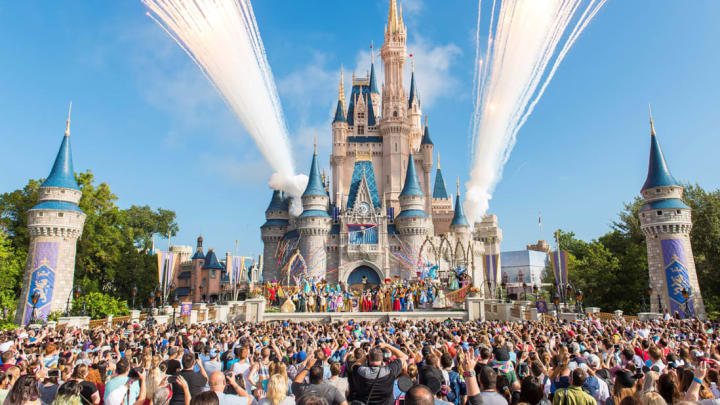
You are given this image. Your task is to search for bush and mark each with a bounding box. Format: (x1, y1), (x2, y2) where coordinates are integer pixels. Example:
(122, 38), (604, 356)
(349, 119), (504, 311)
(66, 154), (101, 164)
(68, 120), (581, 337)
(71, 292), (129, 320)
(0, 321), (17, 331)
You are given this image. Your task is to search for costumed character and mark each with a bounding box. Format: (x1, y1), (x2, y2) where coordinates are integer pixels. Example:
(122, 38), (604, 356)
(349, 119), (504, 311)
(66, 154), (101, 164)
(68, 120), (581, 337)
(298, 293), (306, 313)
(449, 270), (460, 291)
(433, 289), (447, 309)
(406, 288), (415, 312)
(281, 298), (295, 313)
(392, 289), (401, 311)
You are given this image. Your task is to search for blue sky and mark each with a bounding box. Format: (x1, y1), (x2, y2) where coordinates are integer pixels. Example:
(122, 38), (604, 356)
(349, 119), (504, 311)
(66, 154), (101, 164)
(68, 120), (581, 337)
(1, 1), (719, 258)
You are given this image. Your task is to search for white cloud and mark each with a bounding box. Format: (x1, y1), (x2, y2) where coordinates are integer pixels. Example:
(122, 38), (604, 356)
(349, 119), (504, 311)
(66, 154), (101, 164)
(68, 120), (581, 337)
(405, 36), (462, 108)
(201, 153), (272, 185)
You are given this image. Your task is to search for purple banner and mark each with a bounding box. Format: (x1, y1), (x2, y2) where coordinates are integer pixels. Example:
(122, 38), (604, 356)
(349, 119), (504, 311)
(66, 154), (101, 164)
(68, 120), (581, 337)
(24, 241), (59, 324)
(551, 251), (568, 295)
(484, 254), (499, 287)
(661, 238), (694, 317)
(180, 302), (192, 316)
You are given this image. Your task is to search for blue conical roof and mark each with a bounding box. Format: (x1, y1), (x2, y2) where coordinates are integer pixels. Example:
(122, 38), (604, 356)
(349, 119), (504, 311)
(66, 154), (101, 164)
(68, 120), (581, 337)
(369, 63), (379, 94)
(421, 124), (433, 145)
(433, 167), (448, 199)
(451, 193), (469, 227)
(202, 249), (223, 270)
(332, 100), (346, 123)
(367, 94), (377, 126)
(302, 152), (327, 197)
(642, 133), (679, 191)
(408, 71), (418, 108)
(400, 153), (424, 197)
(266, 189), (290, 212)
(42, 134), (80, 190)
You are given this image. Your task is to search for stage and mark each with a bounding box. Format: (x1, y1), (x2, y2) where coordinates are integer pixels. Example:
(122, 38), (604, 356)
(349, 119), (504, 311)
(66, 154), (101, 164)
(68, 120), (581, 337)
(263, 310), (468, 323)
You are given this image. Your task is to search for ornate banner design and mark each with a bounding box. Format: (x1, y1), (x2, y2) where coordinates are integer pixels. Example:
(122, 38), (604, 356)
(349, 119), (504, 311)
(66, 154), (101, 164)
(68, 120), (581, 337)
(661, 238), (694, 317)
(348, 224), (378, 244)
(157, 251), (177, 300)
(536, 299), (548, 313)
(24, 241), (59, 325)
(483, 254), (499, 289)
(180, 302), (192, 316)
(551, 251), (568, 294)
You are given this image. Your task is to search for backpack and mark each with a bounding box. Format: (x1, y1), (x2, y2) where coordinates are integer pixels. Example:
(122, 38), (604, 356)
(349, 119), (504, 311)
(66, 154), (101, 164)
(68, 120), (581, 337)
(446, 370), (465, 405)
(583, 375), (600, 400)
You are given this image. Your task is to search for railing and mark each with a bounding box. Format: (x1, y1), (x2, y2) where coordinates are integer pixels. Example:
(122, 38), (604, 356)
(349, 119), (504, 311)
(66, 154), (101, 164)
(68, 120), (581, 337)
(111, 316), (131, 326)
(594, 312), (616, 320)
(89, 319), (105, 328)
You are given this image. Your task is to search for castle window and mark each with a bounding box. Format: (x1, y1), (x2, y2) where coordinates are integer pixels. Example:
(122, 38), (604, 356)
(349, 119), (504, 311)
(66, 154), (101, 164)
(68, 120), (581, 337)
(37, 212), (43, 217)
(395, 143), (398, 152)
(358, 125), (365, 135)
(656, 189), (660, 193)
(358, 112), (364, 119)
(393, 110), (398, 117)
(657, 210), (662, 216)
(57, 213), (64, 218)
(211, 270), (216, 278)
(676, 210), (681, 214)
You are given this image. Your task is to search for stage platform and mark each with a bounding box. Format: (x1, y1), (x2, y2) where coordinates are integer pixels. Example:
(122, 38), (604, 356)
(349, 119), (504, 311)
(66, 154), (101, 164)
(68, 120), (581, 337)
(263, 310), (467, 322)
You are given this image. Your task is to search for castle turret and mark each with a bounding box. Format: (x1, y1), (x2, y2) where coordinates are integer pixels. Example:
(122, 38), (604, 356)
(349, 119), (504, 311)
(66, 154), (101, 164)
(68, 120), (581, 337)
(260, 190), (290, 283)
(296, 146), (332, 280)
(639, 112), (705, 318)
(369, 52), (381, 113)
(408, 64), (422, 147)
(332, 68), (349, 206)
(450, 179), (470, 235)
(395, 153), (429, 278)
(431, 153), (453, 234)
(420, 116), (434, 215)
(16, 105), (87, 324)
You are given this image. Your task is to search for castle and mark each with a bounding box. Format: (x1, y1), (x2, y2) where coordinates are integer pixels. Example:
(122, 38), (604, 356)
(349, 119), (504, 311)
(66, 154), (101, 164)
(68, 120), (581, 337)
(260, 0), (503, 291)
(639, 115), (705, 318)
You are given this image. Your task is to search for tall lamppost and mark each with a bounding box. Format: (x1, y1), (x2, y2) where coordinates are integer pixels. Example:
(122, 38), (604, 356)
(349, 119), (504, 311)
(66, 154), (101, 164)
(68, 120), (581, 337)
(552, 291), (560, 314)
(532, 284), (539, 301)
(131, 286), (138, 310)
(646, 284), (653, 313)
(29, 292), (40, 323)
(65, 286), (75, 316)
(522, 282), (528, 301)
(575, 289), (583, 314)
(171, 295), (179, 326)
(500, 280), (507, 302)
(155, 287), (162, 309)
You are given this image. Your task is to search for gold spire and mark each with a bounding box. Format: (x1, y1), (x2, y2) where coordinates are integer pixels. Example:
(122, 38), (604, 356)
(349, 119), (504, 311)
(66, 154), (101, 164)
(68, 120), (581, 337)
(437, 152), (440, 170)
(64, 101), (72, 137)
(387, 0), (404, 34)
(371, 41), (375, 64)
(424, 113), (428, 128)
(339, 66), (345, 110)
(456, 177), (460, 196)
(313, 134), (317, 154)
(411, 57), (415, 72)
(648, 103), (656, 136)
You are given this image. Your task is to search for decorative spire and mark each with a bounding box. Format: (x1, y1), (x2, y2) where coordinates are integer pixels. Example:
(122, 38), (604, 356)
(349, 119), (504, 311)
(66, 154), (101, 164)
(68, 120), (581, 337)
(339, 67), (346, 110)
(65, 101), (72, 137)
(421, 115), (433, 145)
(456, 177), (460, 196)
(313, 134), (317, 155)
(641, 109), (680, 191)
(302, 146), (327, 197)
(649, 103), (656, 136)
(437, 152), (440, 169)
(388, 0), (399, 33)
(433, 157), (448, 199)
(42, 106), (80, 190)
(371, 41), (375, 65)
(451, 178), (470, 227)
(400, 152), (424, 197)
(408, 68), (419, 108)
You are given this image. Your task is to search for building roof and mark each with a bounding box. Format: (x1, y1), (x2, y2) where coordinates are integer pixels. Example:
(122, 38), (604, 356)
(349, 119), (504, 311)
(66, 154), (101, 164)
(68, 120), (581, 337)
(29, 200), (83, 213)
(178, 271), (192, 279)
(332, 99), (346, 123)
(348, 136), (382, 143)
(266, 189), (290, 212)
(451, 194), (469, 227)
(433, 167), (448, 199)
(202, 249), (223, 269)
(330, 224), (340, 235)
(421, 124), (433, 145)
(366, 93), (377, 126)
(642, 133), (679, 191)
(302, 151), (327, 197)
(347, 160), (381, 210)
(298, 209), (331, 218)
(42, 133), (80, 190)
(346, 84), (370, 126)
(400, 153), (424, 197)
(408, 71), (418, 108)
(191, 248), (205, 260)
(369, 63), (379, 94)
(641, 198), (690, 212)
(261, 219), (290, 227)
(387, 224), (399, 234)
(396, 209), (428, 218)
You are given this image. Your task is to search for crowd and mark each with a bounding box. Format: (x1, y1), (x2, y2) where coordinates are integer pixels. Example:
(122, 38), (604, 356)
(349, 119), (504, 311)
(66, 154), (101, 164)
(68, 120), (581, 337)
(0, 316), (718, 405)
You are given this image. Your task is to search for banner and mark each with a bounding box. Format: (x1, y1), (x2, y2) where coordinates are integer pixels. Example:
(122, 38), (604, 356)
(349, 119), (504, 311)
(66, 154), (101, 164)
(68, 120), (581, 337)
(24, 241), (59, 325)
(536, 299), (548, 313)
(229, 256), (245, 284)
(483, 254), (499, 289)
(661, 238), (694, 317)
(157, 251), (176, 300)
(180, 302), (192, 316)
(551, 251), (568, 294)
(348, 224), (378, 244)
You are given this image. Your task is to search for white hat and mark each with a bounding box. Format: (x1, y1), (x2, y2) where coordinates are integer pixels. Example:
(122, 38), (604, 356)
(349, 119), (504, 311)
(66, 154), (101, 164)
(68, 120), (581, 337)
(0, 341), (14, 353)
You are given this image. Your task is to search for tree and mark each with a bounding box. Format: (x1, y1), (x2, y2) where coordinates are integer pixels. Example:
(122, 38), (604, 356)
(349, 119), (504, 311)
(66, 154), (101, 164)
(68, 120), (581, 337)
(0, 230), (23, 319)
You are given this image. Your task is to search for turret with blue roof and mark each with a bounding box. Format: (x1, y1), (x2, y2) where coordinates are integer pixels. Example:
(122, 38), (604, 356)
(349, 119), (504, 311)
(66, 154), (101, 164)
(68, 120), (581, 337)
(397, 152), (427, 218)
(450, 178), (470, 232)
(433, 153), (448, 199)
(202, 249), (223, 270)
(300, 139), (330, 218)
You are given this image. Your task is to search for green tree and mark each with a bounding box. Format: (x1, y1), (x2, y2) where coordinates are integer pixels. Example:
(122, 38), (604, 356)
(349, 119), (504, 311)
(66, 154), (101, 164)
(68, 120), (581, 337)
(0, 230), (23, 319)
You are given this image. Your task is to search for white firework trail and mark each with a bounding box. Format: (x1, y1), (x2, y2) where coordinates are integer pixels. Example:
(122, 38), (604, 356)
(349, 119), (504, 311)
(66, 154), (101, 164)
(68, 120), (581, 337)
(142, 0), (308, 202)
(465, 0), (607, 223)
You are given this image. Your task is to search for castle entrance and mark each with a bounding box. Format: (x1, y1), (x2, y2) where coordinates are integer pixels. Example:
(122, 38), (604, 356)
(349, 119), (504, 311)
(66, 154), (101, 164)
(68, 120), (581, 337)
(347, 266), (381, 292)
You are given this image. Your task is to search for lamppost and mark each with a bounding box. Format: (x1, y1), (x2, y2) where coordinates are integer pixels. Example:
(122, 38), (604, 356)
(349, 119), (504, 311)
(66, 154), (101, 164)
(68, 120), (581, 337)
(575, 289), (583, 314)
(532, 284), (539, 301)
(681, 288), (692, 319)
(29, 292), (40, 324)
(657, 292), (663, 313)
(500, 280), (507, 302)
(73, 287), (85, 316)
(155, 287), (162, 309)
(65, 286), (75, 316)
(522, 282), (528, 301)
(645, 284), (653, 313)
(552, 291), (560, 314)
(131, 286), (137, 310)
(171, 295), (179, 326)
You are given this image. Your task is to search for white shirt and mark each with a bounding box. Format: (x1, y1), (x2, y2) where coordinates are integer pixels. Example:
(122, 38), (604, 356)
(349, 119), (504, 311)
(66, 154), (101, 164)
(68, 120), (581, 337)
(232, 361), (252, 391)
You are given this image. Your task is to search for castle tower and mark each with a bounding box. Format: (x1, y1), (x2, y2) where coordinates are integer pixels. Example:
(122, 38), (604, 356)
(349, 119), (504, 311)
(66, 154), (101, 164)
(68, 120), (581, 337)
(432, 153), (453, 234)
(420, 116), (434, 215)
(369, 51), (381, 114)
(450, 179), (472, 269)
(296, 145), (332, 280)
(639, 114), (705, 318)
(408, 65), (422, 148)
(381, 0), (410, 210)
(331, 69), (349, 206)
(261, 190), (290, 283)
(395, 152), (429, 278)
(16, 106), (87, 324)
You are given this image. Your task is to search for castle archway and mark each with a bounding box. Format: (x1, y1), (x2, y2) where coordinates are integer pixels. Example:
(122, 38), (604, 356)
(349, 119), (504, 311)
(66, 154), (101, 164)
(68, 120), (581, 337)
(347, 265), (382, 291)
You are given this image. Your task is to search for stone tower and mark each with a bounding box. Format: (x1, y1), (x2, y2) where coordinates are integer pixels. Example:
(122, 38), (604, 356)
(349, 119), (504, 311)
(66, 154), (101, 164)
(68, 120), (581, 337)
(261, 190), (290, 283)
(396, 152), (430, 278)
(16, 107), (86, 324)
(296, 146), (331, 280)
(639, 115), (705, 318)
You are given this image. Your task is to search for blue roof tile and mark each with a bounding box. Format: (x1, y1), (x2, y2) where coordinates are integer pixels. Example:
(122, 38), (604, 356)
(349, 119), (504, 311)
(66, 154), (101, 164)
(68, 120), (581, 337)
(330, 224), (340, 235)
(346, 84), (370, 126)
(178, 271), (191, 279)
(346, 161), (381, 210)
(451, 194), (469, 227)
(408, 71), (418, 108)
(642, 134), (679, 190)
(366, 93), (377, 126)
(348, 136), (382, 143)
(387, 224), (399, 235)
(433, 168), (448, 199)
(262, 219), (290, 227)
(421, 125), (433, 145)
(333, 99), (346, 123)
(400, 153), (424, 197)
(191, 249), (205, 260)
(266, 189), (290, 212)
(302, 152), (327, 197)
(299, 209), (331, 218)
(202, 250), (223, 270)
(369, 63), (379, 94)
(42, 134), (80, 190)
(396, 209), (428, 218)
(30, 200), (83, 213)
(641, 198), (689, 212)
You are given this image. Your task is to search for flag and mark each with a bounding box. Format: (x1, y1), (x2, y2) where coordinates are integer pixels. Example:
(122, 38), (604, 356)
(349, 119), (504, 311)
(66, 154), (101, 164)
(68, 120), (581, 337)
(157, 251), (176, 299)
(483, 254), (500, 288)
(538, 213), (542, 227)
(550, 250), (568, 294)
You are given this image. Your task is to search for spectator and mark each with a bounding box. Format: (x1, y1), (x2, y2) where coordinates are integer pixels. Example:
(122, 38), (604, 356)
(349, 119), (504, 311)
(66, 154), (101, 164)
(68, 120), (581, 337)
(351, 343), (406, 405)
(53, 381), (84, 405)
(291, 354), (346, 405)
(551, 368), (595, 405)
(208, 371), (251, 405)
(69, 364), (100, 405)
(5, 374), (41, 405)
(38, 368), (61, 405)
(0, 367), (21, 403)
(204, 348), (224, 376)
(104, 358), (139, 404)
(259, 374), (295, 405)
(171, 353), (209, 405)
(479, 366), (507, 405)
(190, 391), (219, 405)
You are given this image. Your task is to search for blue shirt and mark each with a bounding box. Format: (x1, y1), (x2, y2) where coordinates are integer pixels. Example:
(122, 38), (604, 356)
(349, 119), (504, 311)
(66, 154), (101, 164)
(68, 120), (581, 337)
(104, 376), (140, 403)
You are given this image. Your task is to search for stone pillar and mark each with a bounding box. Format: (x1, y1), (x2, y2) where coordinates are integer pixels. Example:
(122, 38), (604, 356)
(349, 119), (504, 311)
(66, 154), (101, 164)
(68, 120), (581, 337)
(584, 307), (600, 315)
(245, 297), (266, 322)
(465, 296), (485, 321)
(497, 302), (513, 321)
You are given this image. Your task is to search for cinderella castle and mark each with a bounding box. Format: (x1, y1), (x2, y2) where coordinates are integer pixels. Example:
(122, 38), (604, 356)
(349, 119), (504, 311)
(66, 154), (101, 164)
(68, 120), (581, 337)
(261, 0), (503, 291)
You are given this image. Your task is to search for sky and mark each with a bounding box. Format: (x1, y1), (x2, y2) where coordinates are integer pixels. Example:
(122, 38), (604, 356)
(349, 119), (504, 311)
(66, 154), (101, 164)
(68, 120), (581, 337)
(1, 1), (720, 258)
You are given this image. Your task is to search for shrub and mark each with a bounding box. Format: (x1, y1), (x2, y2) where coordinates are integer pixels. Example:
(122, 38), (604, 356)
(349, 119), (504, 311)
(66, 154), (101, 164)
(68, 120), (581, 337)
(71, 292), (129, 320)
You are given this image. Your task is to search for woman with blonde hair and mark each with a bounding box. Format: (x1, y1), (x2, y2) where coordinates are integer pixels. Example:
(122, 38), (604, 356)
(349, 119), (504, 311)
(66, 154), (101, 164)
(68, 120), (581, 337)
(259, 374), (294, 405)
(641, 392), (667, 405)
(643, 371), (660, 393)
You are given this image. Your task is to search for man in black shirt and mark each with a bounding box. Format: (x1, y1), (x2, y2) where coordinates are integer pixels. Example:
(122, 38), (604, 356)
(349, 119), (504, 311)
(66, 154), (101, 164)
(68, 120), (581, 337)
(291, 354), (347, 405)
(165, 346), (182, 375)
(170, 353), (208, 405)
(351, 343), (407, 405)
